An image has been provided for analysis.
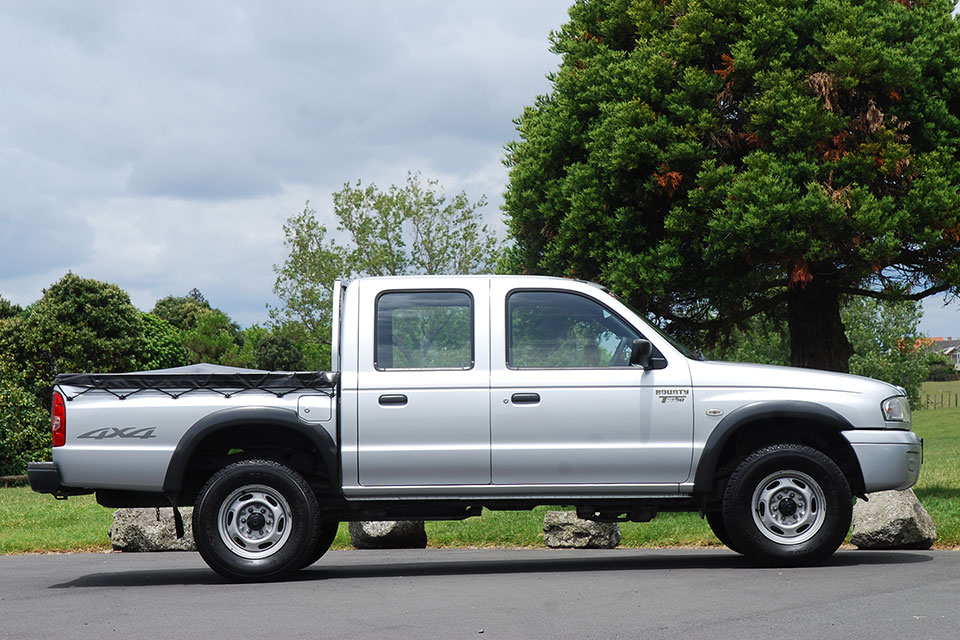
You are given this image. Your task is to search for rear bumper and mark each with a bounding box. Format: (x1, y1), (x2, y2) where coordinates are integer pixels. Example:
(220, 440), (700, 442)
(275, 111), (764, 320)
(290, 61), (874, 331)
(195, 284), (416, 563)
(843, 430), (923, 493)
(27, 462), (93, 497)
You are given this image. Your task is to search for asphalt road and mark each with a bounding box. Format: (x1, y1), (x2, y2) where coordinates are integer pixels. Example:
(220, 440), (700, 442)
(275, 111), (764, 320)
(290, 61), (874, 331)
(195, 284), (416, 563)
(1, 548), (957, 640)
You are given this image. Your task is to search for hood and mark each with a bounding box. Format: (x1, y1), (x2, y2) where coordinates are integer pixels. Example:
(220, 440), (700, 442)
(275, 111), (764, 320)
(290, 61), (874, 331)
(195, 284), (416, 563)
(687, 359), (903, 396)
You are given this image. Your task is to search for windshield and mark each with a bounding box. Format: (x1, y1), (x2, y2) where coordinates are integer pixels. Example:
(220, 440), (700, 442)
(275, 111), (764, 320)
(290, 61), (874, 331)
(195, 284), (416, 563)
(601, 290), (704, 361)
(640, 315), (705, 361)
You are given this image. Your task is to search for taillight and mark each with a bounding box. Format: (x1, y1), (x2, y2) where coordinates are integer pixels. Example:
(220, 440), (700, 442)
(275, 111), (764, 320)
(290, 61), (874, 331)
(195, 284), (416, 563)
(52, 391), (66, 447)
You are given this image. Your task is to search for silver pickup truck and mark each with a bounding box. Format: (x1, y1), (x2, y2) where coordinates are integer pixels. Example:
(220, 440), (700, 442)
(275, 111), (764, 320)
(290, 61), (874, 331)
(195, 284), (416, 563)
(29, 275), (923, 580)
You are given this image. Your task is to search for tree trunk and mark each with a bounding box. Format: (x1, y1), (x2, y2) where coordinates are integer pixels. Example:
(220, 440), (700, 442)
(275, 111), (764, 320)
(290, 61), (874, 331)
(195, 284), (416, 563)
(787, 283), (853, 373)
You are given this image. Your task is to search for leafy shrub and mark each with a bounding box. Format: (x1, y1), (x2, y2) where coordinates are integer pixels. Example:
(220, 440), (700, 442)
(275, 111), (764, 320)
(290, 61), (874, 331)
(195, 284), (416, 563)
(927, 361), (960, 382)
(0, 354), (49, 475)
(137, 313), (188, 370)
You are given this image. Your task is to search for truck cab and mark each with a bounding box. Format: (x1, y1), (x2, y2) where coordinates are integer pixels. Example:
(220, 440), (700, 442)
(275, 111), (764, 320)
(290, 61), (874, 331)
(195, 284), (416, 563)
(340, 275), (695, 493)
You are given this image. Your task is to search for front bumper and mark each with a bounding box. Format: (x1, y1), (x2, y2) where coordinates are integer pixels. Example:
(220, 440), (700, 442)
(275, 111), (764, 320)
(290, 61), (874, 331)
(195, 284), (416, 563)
(843, 430), (923, 493)
(27, 462), (93, 497)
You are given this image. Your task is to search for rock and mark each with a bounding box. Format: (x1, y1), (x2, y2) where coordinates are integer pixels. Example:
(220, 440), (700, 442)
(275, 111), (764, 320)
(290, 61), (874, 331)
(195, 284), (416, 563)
(109, 507), (196, 552)
(851, 489), (936, 550)
(348, 520), (428, 549)
(542, 511), (620, 549)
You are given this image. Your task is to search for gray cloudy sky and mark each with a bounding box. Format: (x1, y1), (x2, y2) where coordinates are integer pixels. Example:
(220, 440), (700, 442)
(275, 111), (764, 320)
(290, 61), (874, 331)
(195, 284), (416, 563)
(1, 1), (570, 327)
(2, 1), (958, 338)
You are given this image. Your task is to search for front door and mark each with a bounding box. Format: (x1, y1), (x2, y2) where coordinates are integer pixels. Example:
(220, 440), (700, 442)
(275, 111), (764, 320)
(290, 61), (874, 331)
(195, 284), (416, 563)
(489, 283), (693, 486)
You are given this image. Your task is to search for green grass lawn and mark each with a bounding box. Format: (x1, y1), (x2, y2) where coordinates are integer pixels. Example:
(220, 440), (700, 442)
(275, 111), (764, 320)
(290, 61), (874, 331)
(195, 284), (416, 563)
(920, 379), (960, 409)
(3, 406), (958, 553)
(422, 508), (716, 549)
(911, 406), (960, 547)
(0, 486), (114, 554)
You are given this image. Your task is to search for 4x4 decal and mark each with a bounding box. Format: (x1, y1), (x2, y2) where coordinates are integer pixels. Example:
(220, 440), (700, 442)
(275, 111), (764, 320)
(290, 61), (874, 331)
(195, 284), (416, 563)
(77, 427), (157, 440)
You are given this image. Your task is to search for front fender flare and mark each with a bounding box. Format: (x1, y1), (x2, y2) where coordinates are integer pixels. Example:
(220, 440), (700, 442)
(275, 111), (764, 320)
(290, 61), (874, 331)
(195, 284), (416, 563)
(692, 401), (855, 495)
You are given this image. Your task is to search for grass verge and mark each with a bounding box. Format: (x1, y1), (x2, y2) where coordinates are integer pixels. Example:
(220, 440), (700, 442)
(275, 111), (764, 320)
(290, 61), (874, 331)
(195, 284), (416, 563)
(911, 407), (960, 547)
(3, 407), (957, 553)
(0, 486), (114, 554)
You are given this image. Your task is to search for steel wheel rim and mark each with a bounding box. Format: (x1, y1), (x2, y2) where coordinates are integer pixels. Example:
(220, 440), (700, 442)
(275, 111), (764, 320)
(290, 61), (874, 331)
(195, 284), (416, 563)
(751, 470), (826, 545)
(217, 484), (292, 560)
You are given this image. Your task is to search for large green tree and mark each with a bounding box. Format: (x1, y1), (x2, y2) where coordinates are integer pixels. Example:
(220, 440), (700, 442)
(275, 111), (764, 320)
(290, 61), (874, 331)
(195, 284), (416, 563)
(151, 289), (248, 367)
(272, 172), (501, 363)
(0, 273), (143, 402)
(504, 0), (960, 372)
(181, 310), (244, 366)
(0, 296), (21, 321)
(0, 274), (145, 472)
(137, 312), (189, 370)
(152, 288), (214, 332)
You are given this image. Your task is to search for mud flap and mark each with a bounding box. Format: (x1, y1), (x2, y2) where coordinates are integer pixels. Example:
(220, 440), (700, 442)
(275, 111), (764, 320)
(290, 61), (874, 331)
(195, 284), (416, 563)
(165, 493), (185, 539)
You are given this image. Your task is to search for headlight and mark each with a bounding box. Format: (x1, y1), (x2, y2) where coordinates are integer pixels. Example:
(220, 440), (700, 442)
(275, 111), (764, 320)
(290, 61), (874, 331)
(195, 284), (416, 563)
(881, 396), (911, 423)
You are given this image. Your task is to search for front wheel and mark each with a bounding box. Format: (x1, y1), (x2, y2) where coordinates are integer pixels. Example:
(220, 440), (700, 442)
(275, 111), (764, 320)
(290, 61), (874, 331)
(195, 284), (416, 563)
(300, 520), (340, 569)
(193, 459), (319, 582)
(722, 444), (852, 566)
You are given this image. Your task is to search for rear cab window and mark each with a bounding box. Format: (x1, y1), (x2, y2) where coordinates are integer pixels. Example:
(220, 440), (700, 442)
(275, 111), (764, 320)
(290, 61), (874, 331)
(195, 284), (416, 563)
(375, 290), (474, 370)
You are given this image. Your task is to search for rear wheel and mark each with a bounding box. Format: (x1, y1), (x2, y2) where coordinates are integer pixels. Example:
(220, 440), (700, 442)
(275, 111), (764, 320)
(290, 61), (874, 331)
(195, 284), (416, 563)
(193, 459), (319, 582)
(722, 444), (851, 566)
(705, 510), (740, 554)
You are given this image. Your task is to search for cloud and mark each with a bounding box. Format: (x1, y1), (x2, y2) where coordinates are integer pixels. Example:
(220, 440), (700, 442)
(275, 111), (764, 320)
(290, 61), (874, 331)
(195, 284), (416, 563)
(0, 1), (570, 325)
(56, 182), (317, 326)
(126, 136), (281, 200)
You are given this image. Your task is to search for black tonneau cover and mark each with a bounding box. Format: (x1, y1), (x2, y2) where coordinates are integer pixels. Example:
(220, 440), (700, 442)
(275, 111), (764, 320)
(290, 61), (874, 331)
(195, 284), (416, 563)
(55, 364), (337, 400)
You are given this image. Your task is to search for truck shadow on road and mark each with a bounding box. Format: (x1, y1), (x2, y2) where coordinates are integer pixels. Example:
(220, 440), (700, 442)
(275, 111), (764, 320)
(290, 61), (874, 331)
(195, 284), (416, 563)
(49, 549), (935, 589)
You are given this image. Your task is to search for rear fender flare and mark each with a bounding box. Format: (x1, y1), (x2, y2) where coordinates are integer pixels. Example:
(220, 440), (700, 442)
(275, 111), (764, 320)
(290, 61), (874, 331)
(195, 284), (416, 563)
(161, 406), (338, 497)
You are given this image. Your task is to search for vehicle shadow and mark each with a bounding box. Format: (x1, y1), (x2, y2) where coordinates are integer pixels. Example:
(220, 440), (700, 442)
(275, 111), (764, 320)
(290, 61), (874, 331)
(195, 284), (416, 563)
(48, 548), (936, 589)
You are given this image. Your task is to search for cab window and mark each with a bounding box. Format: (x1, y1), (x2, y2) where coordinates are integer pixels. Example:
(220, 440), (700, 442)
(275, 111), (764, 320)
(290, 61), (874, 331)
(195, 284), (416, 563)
(375, 291), (473, 370)
(507, 290), (641, 368)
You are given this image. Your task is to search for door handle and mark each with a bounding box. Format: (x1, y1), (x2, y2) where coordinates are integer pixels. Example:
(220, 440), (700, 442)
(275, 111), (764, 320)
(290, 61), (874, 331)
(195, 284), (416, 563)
(511, 393), (540, 405)
(379, 394), (408, 406)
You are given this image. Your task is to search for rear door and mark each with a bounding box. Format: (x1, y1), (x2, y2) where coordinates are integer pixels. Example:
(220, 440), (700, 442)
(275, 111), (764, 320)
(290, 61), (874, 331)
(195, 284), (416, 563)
(355, 279), (490, 486)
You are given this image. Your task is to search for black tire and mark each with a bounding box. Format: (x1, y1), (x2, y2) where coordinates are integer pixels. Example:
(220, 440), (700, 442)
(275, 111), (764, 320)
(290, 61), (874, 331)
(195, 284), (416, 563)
(705, 510), (740, 554)
(300, 520), (340, 569)
(722, 444), (852, 566)
(193, 459), (319, 582)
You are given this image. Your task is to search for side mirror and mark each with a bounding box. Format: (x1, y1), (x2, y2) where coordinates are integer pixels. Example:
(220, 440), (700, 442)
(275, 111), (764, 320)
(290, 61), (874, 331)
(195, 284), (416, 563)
(629, 338), (653, 369)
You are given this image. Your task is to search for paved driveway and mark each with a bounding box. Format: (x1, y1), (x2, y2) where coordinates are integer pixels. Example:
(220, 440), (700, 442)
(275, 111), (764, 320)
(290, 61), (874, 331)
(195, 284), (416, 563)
(1, 548), (957, 639)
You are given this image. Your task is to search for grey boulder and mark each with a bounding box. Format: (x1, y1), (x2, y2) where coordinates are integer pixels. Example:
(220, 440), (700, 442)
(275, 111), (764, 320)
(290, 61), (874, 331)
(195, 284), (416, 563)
(851, 489), (936, 550)
(109, 507), (196, 552)
(348, 520), (428, 549)
(543, 510), (621, 549)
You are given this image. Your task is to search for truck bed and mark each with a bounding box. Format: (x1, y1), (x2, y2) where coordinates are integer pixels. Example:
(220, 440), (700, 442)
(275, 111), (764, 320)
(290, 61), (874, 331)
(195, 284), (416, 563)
(45, 364), (338, 495)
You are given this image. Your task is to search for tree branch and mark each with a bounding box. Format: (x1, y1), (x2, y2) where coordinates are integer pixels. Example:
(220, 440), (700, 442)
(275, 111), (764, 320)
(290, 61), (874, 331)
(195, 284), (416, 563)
(839, 283), (954, 301)
(654, 291), (789, 331)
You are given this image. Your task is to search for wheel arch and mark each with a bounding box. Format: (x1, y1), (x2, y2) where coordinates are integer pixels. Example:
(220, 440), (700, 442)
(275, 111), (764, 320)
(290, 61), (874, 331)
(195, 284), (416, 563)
(162, 406), (339, 504)
(693, 401), (866, 500)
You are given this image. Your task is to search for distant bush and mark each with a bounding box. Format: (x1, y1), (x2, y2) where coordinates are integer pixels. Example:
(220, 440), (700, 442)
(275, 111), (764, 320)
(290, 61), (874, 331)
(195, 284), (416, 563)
(927, 361), (960, 382)
(0, 354), (49, 475)
(137, 313), (188, 371)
